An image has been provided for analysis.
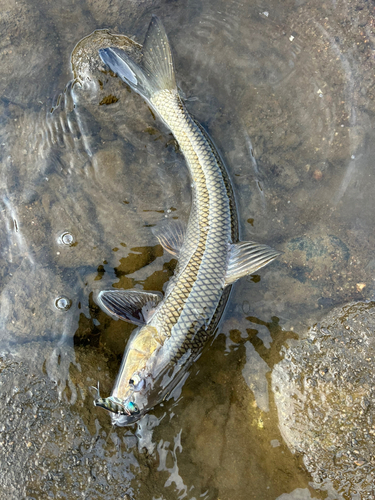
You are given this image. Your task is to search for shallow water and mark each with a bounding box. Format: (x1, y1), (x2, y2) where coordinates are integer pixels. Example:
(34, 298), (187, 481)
(0, 0), (374, 498)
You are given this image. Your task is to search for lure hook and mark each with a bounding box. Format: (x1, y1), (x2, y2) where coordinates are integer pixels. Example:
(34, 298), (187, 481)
(90, 381), (101, 400)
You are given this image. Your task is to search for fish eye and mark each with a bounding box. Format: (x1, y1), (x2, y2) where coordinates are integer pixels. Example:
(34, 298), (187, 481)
(129, 373), (143, 390)
(129, 373), (140, 385)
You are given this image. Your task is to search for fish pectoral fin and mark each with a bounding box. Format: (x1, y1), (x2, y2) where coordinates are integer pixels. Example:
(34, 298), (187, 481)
(224, 241), (281, 286)
(151, 220), (186, 257)
(96, 289), (163, 325)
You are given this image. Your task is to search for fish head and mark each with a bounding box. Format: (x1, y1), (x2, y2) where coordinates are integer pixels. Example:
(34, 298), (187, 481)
(94, 324), (166, 425)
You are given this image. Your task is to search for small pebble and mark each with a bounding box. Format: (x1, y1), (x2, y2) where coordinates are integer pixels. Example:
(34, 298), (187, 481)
(313, 170), (323, 181)
(356, 282), (366, 292)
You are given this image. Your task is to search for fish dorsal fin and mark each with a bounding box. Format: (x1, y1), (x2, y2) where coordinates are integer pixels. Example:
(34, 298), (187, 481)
(225, 241), (281, 286)
(99, 16), (176, 102)
(96, 289), (163, 325)
(152, 220), (186, 257)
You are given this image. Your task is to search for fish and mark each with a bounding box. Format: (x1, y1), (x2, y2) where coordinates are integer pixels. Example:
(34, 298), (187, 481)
(94, 15), (281, 425)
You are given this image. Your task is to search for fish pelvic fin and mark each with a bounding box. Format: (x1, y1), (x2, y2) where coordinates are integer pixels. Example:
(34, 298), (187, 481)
(95, 289), (163, 325)
(99, 16), (176, 102)
(224, 241), (282, 286)
(151, 219), (186, 257)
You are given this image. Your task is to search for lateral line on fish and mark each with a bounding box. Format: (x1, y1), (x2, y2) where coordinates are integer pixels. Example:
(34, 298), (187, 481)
(149, 93), (214, 337)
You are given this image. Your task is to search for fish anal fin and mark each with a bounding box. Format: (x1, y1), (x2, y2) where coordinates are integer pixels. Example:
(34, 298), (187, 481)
(96, 289), (163, 325)
(225, 241), (281, 286)
(151, 220), (186, 257)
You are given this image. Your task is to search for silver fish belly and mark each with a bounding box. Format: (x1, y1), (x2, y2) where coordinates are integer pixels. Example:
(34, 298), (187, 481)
(94, 16), (280, 425)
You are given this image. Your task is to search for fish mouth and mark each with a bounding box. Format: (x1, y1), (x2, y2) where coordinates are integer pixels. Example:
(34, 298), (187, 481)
(110, 411), (143, 426)
(93, 388), (142, 424)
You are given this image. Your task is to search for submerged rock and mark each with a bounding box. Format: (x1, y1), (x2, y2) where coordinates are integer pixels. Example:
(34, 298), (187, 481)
(272, 301), (375, 498)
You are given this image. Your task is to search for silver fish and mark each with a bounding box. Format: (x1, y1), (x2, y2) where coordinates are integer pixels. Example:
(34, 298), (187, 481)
(95, 16), (280, 425)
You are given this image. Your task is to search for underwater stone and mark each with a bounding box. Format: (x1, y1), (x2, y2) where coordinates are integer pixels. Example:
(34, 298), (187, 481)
(272, 301), (375, 497)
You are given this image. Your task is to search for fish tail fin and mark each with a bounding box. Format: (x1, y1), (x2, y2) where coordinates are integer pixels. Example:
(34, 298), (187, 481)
(99, 15), (176, 102)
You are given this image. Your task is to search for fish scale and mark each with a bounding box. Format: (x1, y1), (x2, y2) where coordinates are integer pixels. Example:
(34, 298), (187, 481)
(147, 90), (233, 359)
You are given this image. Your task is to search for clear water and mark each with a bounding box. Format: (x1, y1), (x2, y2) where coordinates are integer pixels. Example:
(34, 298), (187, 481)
(0, 0), (374, 498)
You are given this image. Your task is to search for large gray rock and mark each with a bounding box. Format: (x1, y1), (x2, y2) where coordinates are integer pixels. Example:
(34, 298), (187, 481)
(273, 301), (375, 498)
